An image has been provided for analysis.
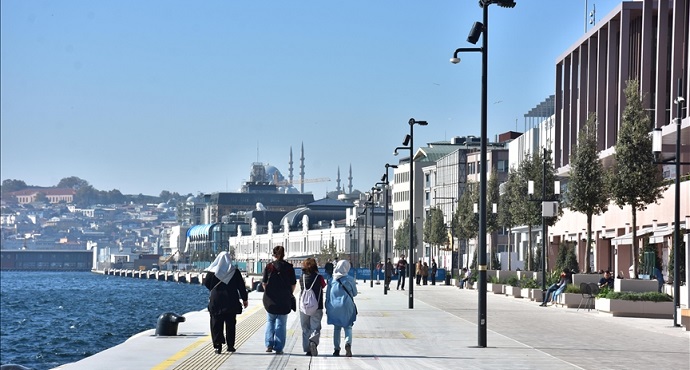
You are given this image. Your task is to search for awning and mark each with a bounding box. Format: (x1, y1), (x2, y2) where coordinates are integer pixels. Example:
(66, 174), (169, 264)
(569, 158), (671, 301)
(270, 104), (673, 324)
(611, 227), (654, 246)
(648, 224), (687, 244)
(186, 224), (214, 239)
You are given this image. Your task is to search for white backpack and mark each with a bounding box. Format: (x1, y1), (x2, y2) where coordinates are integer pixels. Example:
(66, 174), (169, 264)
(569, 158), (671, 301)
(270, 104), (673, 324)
(299, 274), (319, 315)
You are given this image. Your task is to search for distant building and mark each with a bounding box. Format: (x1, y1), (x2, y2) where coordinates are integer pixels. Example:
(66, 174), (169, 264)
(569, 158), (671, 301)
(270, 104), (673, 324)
(8, 188), (76, 204)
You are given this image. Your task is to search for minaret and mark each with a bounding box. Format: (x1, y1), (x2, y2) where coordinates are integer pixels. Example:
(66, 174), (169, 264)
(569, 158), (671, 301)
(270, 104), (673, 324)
(300, 142), (305, 194)
(288, 147), (294, 185)
(348, 164), (353, 194)
(336, 167), (342, 193)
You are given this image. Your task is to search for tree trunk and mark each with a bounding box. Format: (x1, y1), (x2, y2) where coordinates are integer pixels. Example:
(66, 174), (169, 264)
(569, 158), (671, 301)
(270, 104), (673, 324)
(527, 224), (533, 271)
(585, 213), (592, 273)
(631, 208), (638, 279)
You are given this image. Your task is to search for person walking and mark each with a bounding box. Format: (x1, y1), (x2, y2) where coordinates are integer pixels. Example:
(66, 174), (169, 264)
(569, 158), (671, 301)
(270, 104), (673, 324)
(299, 258), (325, 356)
(415, 259), (423, 286)
(430, 259), (438, 285)
(203, 252), (248, 354)
(396, 256), (407, 290)
(384, 258), (394, 290)
(326, 260), (357, 357)
(421, 262), (429, 285)
(262, 245), (296, 354)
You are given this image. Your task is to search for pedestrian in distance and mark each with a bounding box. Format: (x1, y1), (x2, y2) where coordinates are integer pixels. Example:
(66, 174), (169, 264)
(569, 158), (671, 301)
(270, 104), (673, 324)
(459, 267), (471, 289)
(203, 251), (248, 354)
(598, 270), (614, 289)
(415, 259), (423, 286)
(375, 261), (382, 285)
(298, 258), (326, 356)
(396, 256), (407, 290)
(384, 258), (394, 290)
(430, 259), (437, 285)
(652, 267), (665, 293)
(261, 245), (296, 354)
(421, 261), (429, 285)
(326, 260), (357, 357)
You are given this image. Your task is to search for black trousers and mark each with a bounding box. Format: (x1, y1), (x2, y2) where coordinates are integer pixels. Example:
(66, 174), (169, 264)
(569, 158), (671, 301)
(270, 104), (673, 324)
(397, 273), (406, 289)
(210, 313), (237, 348)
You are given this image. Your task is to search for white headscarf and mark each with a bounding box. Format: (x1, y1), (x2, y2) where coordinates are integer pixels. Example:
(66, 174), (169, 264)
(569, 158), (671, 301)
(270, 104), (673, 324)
(333, 259), (351, 280)
(205, 251), (236, 284)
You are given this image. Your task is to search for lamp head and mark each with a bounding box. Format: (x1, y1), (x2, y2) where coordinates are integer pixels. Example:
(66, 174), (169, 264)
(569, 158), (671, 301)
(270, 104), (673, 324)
(402, 134), (411, 146)
(385, 163), (398, 169)
(381, 173), (387, 182)
(480, 0), (516, 8)
(450, 57), (461, 64)
(674, 96), (685, 104)
(467, 21), (483, 45)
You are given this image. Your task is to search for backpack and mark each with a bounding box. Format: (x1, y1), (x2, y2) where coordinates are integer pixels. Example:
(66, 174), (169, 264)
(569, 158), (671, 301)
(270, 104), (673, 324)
(299, 274), (319, 315)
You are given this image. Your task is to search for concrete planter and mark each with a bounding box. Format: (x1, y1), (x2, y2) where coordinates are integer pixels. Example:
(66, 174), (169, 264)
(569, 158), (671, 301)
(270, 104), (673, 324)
(505, 285), (522, 298)
(531, 289), (544, 302)
(521, 288), (532, 299)
(595, 298), (674, 318)
(487, 283), (504, 294)
(614, 279), (659, 293)
(556, 293), (590, 308)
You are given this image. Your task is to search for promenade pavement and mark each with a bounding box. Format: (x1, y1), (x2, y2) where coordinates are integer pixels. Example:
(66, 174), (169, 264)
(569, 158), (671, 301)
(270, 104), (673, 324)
(56, 280), (689, 370)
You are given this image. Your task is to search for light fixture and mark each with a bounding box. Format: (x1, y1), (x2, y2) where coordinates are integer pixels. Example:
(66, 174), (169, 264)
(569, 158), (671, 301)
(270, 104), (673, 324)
(402, 134), (411, 146)
(467, 21), (484, 44)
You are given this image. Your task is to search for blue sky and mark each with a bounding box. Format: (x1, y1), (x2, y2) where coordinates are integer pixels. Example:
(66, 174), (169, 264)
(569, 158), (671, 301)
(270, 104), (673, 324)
(1, 0), (621, 198)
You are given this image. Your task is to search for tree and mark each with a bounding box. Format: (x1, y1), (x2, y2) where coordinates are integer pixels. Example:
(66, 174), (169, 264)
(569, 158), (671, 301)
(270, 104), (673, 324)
(567, 113), (609, 273)
(317, 239), (340, 265)
(498, 169), (518, 270)
(510, 152), (541, 271)
(610, 80), (666, 278)
(1, 179), (28, 194)
(34, 192), (49, 203)
(57, 176), (90, 190)
(394, 217), (418, 254)
(423, 207), (447, 263)
(454, 182), (479, 269)
(487, 170), (500, 270)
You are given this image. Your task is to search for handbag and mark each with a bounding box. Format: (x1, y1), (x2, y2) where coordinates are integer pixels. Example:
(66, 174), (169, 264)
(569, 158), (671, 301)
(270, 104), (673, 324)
(338, 279), (358, 315)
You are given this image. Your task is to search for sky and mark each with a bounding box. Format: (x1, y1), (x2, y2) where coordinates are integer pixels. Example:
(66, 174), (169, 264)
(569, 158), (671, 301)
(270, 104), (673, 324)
(1, 0), (622, 198)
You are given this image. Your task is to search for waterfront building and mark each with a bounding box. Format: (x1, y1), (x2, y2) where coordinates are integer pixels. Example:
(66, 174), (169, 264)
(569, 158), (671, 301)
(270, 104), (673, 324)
(508, 0), (689, 308)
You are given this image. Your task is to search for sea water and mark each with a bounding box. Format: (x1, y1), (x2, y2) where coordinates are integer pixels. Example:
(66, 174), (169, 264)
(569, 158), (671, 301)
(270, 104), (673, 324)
(0, 271), (207, 370)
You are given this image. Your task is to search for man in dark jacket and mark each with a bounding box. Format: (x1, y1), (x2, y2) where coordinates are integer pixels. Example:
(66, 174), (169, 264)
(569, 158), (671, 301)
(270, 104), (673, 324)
(396, 256), (407, 290)
(262, 245), (296, 354)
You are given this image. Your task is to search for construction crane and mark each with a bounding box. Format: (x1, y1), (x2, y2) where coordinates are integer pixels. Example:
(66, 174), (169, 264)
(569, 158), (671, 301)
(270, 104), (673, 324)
(272, 173), (331, 187)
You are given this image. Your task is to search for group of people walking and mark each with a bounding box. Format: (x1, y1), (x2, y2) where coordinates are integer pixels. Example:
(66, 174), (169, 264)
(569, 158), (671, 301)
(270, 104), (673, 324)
(202, 245), (357, 357)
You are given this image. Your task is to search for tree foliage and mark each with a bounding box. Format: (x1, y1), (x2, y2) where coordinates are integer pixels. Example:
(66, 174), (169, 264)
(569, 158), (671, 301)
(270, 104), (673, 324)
(1, 179), (28, 194)
(567, 113), (609, 272)
(394, 217), (418, 253)
(423, 207), (448, 252)
(610, 79), (667, 278)
(57, 176), (90, 190)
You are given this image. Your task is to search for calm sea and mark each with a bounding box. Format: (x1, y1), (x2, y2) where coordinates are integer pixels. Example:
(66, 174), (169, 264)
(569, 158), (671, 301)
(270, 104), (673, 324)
(0, 271), (207, 370)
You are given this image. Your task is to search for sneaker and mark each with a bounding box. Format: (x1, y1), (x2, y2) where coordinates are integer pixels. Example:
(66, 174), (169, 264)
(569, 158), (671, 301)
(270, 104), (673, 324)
(333, 349), (340, 356)
(345, 343), (352, 357)
(266, 346), (273, 352)
(214, 347), (222, 354)
(309, 341), (318, 357)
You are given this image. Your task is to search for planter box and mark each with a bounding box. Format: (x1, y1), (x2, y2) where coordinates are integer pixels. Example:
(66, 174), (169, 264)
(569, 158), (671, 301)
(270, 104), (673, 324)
(595, 298), (674, 318)
(486, 283), (504, 294)
(556, 292), (591, 309)
(614, 279), (659, 293)
(531, 289), (544, 302)
(505, 285), (522, 298)
(496, 270), (518, 282)
(571, 273), (601, 286)
(521, 288), (532, 300)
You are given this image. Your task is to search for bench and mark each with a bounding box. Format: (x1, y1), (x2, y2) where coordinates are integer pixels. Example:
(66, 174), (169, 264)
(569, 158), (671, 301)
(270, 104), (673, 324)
(681, 309), (690, 331)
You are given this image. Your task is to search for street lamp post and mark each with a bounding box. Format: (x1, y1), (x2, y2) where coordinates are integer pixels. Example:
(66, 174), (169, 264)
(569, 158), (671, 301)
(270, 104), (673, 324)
(370, 187), (376, 289)
(394, 118), (428, 309)
(450, 0), (515, 347)
(528, 154), (561, 293)
(383, 164), (398, 295)
(652, 79), (686, 327)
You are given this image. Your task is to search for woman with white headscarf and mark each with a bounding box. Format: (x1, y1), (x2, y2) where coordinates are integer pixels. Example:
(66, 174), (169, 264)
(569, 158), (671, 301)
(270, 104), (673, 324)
(203, 251), (248, 354)
(325, 260), (357, 357)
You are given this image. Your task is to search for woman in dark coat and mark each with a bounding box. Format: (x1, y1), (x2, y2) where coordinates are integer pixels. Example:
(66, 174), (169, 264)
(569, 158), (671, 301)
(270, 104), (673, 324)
(203, 252), (248, 354)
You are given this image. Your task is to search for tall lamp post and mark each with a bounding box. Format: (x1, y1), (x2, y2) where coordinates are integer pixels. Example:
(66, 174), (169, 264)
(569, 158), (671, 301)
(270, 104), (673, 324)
(450, 0), (515, 347)
(369, 187), (377, 288)
(652, 79), (686, 327)
(382, 164), (398, 295)
(528, 150), (561, 292)
(394, 118), (428, 309)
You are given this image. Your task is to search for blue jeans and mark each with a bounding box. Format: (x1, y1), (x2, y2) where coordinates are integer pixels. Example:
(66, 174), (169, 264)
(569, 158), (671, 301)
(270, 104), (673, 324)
(542, 284), (559, 304)
(265, 313), (288, 351)
(333, 325), (352, 350)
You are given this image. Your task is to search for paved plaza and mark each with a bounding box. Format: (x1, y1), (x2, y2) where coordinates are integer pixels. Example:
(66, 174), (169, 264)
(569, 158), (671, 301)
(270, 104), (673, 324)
(56, 280), (690, 370)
